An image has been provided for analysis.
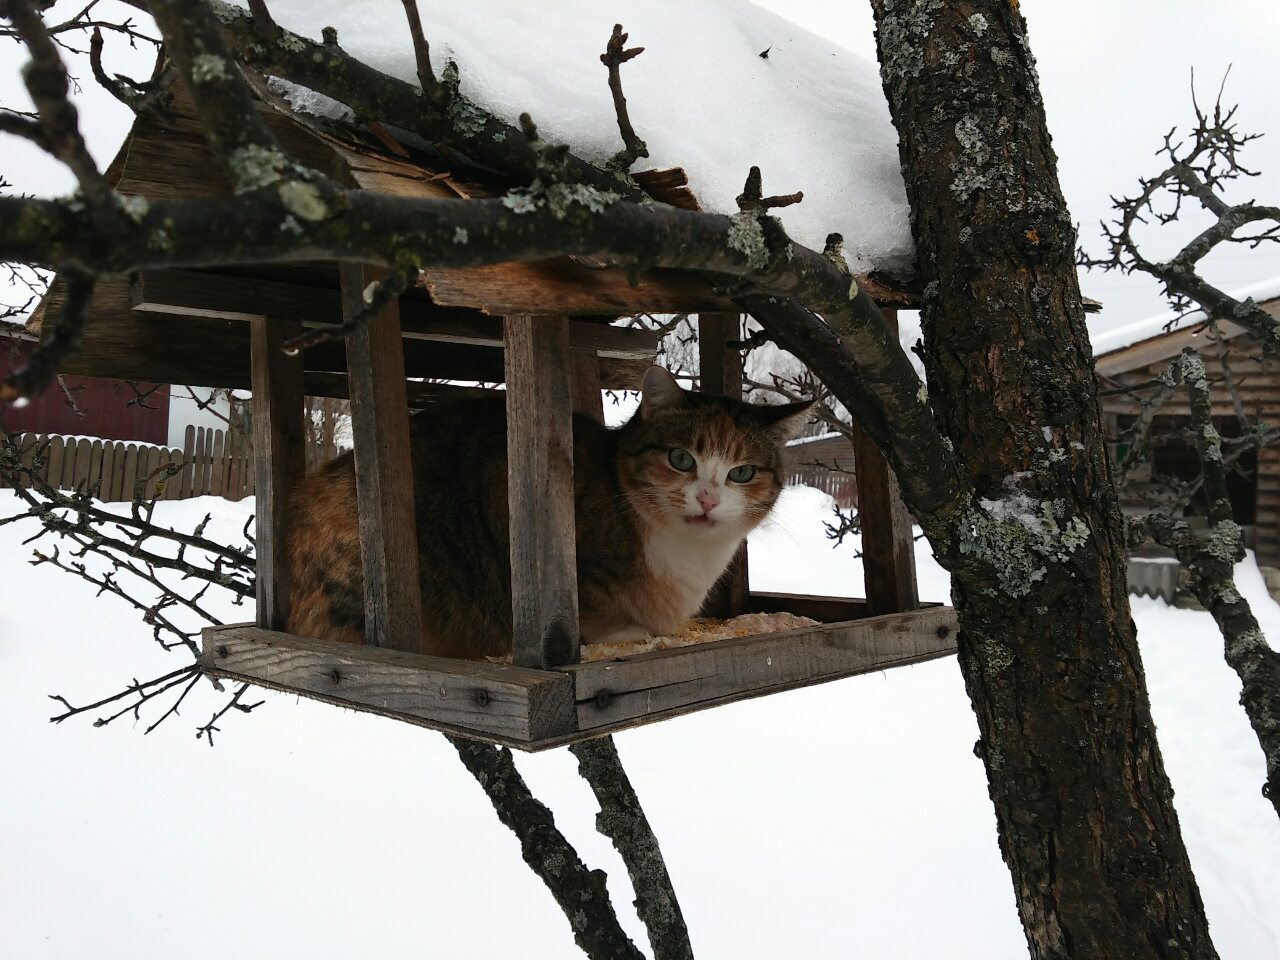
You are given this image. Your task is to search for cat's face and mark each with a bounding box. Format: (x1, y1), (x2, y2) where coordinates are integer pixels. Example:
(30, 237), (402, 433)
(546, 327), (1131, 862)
(617, 367), (812, 534)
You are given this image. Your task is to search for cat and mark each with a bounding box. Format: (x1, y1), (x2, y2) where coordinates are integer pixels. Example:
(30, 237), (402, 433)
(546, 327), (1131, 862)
(285, 365), (812, 659)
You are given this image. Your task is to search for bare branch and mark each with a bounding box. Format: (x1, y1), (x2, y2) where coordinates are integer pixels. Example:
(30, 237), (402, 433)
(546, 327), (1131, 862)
(600, 23), (648, 170)
(399, 0), (438, 100)
(736, 166), (803, 212)
(571, 736), (693, 960)
(449, 736), (645, 960)
(1, 0), (114, 207)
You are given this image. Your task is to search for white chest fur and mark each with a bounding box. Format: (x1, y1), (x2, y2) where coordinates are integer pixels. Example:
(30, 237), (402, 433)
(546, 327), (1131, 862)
(641, 522), (747, 631)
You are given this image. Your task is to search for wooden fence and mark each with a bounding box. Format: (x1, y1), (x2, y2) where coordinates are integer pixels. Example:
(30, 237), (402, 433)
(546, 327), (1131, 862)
(2, 426), (256, 502)
(782, 432), (858, 508)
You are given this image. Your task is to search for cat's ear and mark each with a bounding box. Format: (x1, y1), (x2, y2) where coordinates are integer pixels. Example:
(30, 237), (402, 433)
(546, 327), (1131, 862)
(755, 399), (816, 440)
(639, 365), (689, 419)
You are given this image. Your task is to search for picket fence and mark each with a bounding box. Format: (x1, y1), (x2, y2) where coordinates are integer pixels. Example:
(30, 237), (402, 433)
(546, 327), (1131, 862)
(2, 426), (255, 502)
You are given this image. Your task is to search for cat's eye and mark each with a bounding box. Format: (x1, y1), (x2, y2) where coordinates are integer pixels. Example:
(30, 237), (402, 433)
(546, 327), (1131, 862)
(668, 448), (695, 472)
(728, 464), (757, 483)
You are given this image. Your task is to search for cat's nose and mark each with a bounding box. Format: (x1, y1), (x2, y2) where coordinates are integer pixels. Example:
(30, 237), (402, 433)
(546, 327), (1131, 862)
(696, 489), (720, 514)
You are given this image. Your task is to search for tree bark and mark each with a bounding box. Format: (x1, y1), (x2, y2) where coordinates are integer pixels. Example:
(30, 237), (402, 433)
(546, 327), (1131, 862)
(869, 2), (1218, 957)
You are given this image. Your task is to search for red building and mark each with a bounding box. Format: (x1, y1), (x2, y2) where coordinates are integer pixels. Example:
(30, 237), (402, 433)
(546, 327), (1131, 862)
(2, 333), (170, 444)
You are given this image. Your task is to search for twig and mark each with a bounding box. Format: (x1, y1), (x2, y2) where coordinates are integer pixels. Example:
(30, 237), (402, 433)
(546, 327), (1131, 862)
(736, 166), (803, 212)
(281, 259), (418, 352)
(399, 0), (438, 100)
(600, 24), (648, 170)
(2, 0), (114, 209)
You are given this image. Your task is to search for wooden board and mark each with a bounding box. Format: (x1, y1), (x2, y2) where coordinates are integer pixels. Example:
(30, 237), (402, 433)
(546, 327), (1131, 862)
(423, 261), (737, 316)
(566, 605), (957, 732)
(698, 312), (749, 618)
(749, 591), (870, 623)
(200, 607), (957, 750)
(250, 316), (305, 631)
(504, 314), (581, 669)
(36, 277), (648, 392)
(201, 624), (576, 743)
(131, 270), (657, 359)
(854, 308), (918, 615)
(340, 263), (426, 653)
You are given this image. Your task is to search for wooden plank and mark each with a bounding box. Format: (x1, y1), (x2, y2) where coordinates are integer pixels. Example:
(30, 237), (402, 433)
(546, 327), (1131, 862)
(853, 308), (918, 615)
(302, 372), (496, 406)
(340, 263), (426, 653)
(178, 426), (194, 499)
(111, 440), (129, 499)
(200, 624), (576, 744)
(227, 444), (243, 502)
(59, 436), (79, 490)
(567, 606), (958, 731)
(121, 444), (139, 502)
(209, 430), (225, 499)
(98, 440), (116, 500)
(504, 313), (580, 669)
(140, 446), (160, 500)
(131, 269), (656, 359)
(250, 316), (306, 632)
(87, 440), (104, 496)
(71, 438), (92, 492)
(423, 261), (737, 316)
(698, 312), (749, 618)
(44, 436), (64, 490)
(570, 346), (605, 421)
(37, 277), (648, 392)
(749, 591), (870, 623)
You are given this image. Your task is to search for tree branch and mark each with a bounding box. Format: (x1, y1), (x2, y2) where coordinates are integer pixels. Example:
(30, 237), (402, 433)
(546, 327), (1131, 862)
(449, 736), (645, 960)
(570, 736), (693, 960)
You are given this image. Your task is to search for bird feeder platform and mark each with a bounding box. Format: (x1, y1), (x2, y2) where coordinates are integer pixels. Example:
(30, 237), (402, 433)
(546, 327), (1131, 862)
(28, 70), (957, 749)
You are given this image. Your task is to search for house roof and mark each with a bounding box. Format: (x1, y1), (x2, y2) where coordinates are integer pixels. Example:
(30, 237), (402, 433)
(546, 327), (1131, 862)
(1091, 275), (1280, 377)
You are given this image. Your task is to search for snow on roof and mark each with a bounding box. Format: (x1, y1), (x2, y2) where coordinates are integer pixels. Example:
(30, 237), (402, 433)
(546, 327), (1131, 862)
(1089, 274), (1280, 357)
(237, 0), (914, 275)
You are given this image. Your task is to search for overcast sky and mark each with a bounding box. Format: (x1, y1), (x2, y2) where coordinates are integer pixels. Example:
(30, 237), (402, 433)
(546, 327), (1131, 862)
(753, 0), (1280, 332)
(3, 1), (1278, 335)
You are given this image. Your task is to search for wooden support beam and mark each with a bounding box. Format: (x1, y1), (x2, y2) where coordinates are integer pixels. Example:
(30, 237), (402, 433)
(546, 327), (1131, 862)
(698, 312), (749, 618)
(130, 270), (657, 358)
(249, 316), (304, 630)
(504, 314), (581, 670)
(570, 346), (605, 421)
(567, 605), (957, 733)
(201, 624), (576, 744)
(41, 277), (651, 393)
(853, 308), (918, 615)
(340, 264), (426, 653)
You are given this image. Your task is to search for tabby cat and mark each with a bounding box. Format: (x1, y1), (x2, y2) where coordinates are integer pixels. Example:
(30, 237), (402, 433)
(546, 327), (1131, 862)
(285, 366), (811, 659)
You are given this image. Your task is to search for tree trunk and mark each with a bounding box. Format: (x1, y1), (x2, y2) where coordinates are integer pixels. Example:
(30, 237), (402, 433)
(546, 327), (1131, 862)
(868, 3), (1218, 957)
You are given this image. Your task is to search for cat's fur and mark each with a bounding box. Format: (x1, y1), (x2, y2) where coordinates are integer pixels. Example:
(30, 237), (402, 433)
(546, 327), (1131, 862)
(286, 366), (811, 659)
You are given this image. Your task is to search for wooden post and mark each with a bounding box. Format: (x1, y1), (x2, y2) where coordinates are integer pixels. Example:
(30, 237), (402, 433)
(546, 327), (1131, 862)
(250, 315), (305, 631)
(504, 314), (581, 670)
(698, 312), (750, 618)
(570, 346), (605, 422)
(853, 308), (918, 615)
(340, 263), (426, 653)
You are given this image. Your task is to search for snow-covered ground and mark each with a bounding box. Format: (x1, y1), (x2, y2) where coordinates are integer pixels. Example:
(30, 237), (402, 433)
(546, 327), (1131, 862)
(1, 486), (1277, 959)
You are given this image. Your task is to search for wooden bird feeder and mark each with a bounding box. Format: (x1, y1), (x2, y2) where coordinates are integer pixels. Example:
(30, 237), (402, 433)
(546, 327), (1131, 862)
(32, 74), (957, 749)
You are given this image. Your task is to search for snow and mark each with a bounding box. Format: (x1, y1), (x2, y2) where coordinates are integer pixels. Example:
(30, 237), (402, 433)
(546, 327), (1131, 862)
(231, 0), (915, 275)
(1089, 274), (1280, 356)
(2, 485), (1279, 958)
